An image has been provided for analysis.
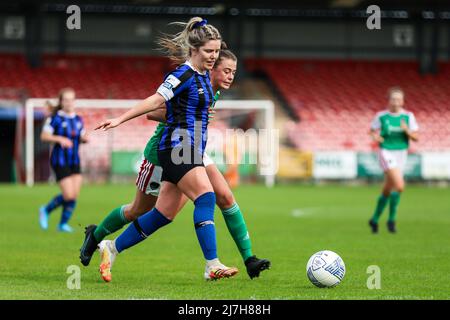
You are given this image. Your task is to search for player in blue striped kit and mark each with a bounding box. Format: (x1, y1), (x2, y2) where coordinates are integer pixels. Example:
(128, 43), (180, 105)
(95, 17), (238, 281)
(39, 88), (88, 232)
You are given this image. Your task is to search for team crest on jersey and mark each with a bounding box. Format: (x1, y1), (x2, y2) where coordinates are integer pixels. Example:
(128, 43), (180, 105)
(198, 88), (204, 95)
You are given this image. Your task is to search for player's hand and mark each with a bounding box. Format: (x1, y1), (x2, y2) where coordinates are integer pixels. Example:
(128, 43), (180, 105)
(208, 106), (216, 123)
(373, 135), (384, 143)
(400, 119), (409, 132)
(59, 137), (73, 148)
(95, 118), (121, 131)
(81, 133), (89, 143)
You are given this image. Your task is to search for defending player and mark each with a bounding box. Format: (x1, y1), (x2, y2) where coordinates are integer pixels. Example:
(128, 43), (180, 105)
(39, 88), (88, 232)
(92, 17), (238, 281)
(368, 87), (419, 233)
(80, 46), (270, 280)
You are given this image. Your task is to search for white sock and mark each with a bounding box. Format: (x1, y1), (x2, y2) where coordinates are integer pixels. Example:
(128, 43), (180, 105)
(206, 258), (220, 267)
(110, 240), (119, 255)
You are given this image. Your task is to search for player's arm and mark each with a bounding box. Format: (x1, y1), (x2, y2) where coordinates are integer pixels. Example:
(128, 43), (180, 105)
(369, 129), (384, 143)
(146, 103), (166, 122)
(369, 113), (384, 143)
(80, 130), (89, 143)
(400, 119), (419, 142)
(40, 118), (73, 148)
(145, 103), (215, 123)
(96, 93), (166, 131)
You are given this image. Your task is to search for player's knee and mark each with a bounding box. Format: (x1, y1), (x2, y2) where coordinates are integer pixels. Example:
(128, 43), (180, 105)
(62, 194), (76, 202)
(382, 187), (391, 197)
(194, 192), (216, 222)
(216, 190), (235, 210)
(194, 192), (216, 208)
(123, 204), (139, 221)
(162, 210), (178, 221)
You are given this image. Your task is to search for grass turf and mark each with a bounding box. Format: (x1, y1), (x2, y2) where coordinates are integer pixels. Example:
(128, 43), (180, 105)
(0, 183), (449, 300)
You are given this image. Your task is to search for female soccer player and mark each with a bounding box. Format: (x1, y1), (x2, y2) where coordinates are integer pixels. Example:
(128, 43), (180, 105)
(39, 88), (88, 232)
(92, 17), (239, 281)
(80, 46), (270, 281)
(368, 87), (419, 233)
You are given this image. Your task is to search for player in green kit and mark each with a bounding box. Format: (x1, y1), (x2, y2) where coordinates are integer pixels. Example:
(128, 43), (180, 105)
(368, 87), (419, 233)
(80, 47), (270, 280)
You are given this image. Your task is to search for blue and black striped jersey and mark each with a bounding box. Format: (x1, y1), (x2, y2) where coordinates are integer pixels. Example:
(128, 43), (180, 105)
(42, 110), (84, 167)
(156, 61), (214, 155)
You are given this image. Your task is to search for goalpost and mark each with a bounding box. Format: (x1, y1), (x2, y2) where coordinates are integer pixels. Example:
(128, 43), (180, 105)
(25, 98), (277, 187)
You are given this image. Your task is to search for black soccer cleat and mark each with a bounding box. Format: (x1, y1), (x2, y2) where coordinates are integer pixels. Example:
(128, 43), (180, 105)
(245, 256), (271, 279)
(369, 219), (378, 234)
(79, 224), (98, 266)
(387, 221), (396, 233)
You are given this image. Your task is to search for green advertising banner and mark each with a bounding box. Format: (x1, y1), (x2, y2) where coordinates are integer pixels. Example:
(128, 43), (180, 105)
(357, 153), (421, 179)
(201, 151), (257, 177)
(111, 151), (257, 177)
(111, 151), (142, 175)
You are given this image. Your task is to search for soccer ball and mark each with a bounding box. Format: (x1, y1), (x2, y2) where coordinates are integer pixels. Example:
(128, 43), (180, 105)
(306, 250), (346, 288)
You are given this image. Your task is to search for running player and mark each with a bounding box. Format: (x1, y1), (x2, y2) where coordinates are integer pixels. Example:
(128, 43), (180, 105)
(80, 46), (270, 280)
(368, 87), (419, 233)
(39, 88), (88, 232)
(92, 17), (238, 281)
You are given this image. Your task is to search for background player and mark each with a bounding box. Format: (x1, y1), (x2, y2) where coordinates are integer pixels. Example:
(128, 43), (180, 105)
(39, 88), (88, 232)
(368, 87), (419, 233)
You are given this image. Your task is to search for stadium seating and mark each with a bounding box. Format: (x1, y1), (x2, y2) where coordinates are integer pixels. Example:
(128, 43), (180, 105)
(0, 53), (249, 180)
(0, 53), (171, 99)
(2, 54), (450, 154)
(246, 58), (450, 152)
(0, 53), (173, 179)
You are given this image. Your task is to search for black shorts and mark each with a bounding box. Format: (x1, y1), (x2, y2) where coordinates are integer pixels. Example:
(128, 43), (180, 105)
(158, 147), (204, 184)
(51, 164), (81, 181)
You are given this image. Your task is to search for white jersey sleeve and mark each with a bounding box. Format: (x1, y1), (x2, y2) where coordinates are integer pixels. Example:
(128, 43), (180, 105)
(157, 74), (182, 101)
(42, 117), (54, 134)
(370, 112), (382, 130)
(408, 112), (419, 131)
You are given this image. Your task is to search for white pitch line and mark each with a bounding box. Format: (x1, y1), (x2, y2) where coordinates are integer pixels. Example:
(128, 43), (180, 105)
(291, 208), (322, 218)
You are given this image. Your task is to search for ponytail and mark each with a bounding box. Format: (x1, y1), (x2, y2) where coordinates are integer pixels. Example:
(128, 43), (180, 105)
(158, 17), (222, 65)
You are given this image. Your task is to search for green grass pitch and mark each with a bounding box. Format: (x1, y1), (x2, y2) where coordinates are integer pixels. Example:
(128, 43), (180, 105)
(1, 183), (449, 300)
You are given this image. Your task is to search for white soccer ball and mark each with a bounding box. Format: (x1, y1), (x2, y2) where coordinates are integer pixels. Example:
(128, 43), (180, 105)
(306, 250), (346, 288)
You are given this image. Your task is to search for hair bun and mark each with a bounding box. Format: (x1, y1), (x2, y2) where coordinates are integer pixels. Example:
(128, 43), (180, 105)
(192, 19), (208, 30)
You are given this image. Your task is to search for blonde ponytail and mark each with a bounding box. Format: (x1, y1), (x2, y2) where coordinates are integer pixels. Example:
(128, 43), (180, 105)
(158, 17), (222, 65)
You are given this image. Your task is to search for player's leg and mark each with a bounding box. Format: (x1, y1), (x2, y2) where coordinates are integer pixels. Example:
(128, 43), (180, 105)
(39, 166), (70, 230)
(176, 166), (238, 280)
(369, 150), (393, 233)
(369, 173), (391, 232)
(80, 162), (161, 266)
(80, 189), (158, 266)
(59, 172), (82, 231)
(57, 174), (78, 232)
(98, 182), (182, 282)
(94, 190), (158, 243)
(386, 167), (404, 233)
(206, 162), (270, 279)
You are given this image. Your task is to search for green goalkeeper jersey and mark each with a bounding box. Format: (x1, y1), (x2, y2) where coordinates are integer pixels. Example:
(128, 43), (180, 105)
(143, 90), (221, 165)
(370, 110), (418, 150)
